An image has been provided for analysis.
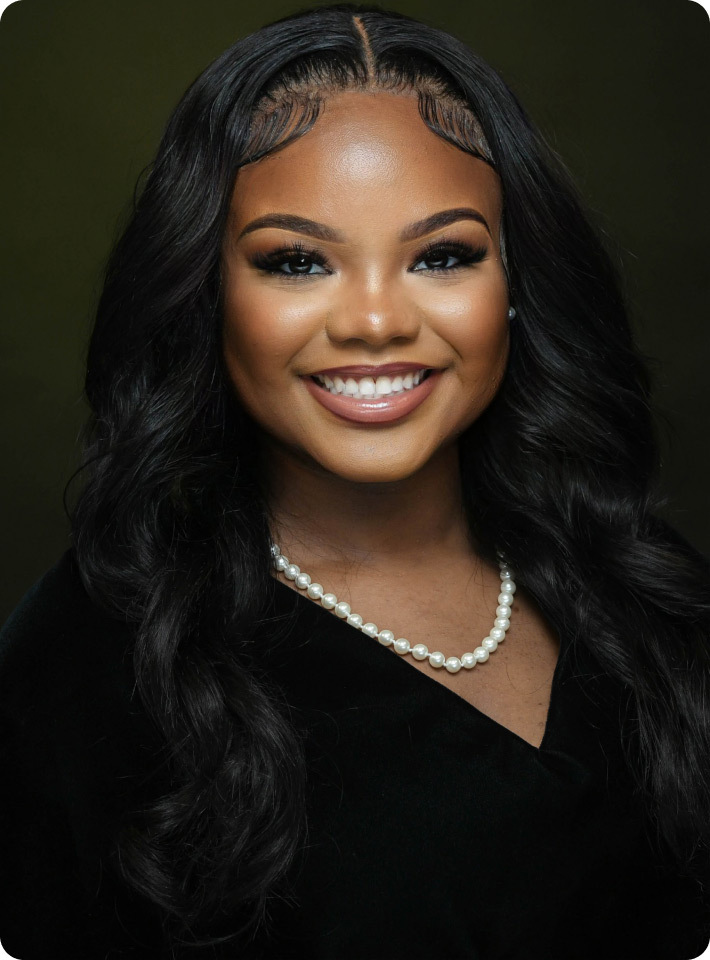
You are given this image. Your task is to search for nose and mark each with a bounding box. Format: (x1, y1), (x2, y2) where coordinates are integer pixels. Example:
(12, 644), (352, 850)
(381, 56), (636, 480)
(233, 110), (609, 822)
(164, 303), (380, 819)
(325, 274), (421, 347)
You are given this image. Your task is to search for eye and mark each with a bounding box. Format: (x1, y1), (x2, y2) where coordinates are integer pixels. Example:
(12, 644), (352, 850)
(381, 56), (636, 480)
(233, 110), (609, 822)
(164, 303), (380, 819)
(250, 238), (488, 279)
(411, 240), (488, 274)
(251, 242), (330, 279)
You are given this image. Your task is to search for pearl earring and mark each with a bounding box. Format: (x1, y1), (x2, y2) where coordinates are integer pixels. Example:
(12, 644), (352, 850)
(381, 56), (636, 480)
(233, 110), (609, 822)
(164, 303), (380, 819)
(507, 306), (516, 320)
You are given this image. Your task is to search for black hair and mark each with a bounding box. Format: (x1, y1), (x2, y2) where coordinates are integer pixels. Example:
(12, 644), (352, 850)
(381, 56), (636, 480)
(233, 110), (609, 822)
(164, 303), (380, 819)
(71, 2), (710, 948)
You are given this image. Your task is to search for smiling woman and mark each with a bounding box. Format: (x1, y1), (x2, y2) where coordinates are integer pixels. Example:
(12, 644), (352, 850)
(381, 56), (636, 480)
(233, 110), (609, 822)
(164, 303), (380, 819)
(222, 91), (508, 473)
(1, 4), (709, 960)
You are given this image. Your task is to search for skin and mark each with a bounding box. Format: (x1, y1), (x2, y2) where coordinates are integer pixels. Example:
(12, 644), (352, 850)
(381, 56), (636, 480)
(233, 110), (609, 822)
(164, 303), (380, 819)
(221, 91), (560, 749)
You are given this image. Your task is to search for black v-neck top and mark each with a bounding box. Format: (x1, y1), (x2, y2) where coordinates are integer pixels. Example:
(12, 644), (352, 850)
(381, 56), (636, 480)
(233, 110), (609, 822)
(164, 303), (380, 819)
(1, 552), (709, 959)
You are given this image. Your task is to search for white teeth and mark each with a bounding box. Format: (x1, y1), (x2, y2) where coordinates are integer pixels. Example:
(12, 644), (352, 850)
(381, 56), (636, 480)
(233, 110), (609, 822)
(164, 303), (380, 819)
(375, 376), (393, 396)
(313, 369), (431, 399)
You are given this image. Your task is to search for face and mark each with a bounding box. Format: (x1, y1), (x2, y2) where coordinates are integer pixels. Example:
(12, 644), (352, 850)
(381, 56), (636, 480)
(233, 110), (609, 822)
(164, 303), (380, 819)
(221, 91), (510, 484)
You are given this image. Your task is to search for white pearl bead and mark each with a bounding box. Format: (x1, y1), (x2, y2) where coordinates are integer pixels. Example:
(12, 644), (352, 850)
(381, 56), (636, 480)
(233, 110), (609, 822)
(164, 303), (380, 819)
(273, 546), (516, 674)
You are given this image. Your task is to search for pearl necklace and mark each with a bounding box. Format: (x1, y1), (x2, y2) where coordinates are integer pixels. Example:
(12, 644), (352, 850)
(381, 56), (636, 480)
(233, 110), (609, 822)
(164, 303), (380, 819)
(270, 543), (517, 674)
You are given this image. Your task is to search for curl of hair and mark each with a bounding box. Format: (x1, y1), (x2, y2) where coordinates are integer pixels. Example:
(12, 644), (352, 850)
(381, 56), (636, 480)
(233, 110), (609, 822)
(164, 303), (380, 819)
(70, 2), (710, 947)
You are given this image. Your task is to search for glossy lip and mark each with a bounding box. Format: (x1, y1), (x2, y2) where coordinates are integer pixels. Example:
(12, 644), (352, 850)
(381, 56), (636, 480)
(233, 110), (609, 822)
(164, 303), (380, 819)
(303, 369), (442, 424)
(311, 362), (436, 378)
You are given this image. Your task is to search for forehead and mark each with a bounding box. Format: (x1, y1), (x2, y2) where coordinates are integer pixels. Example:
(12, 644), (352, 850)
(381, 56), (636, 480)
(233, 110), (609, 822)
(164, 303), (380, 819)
(230, 91), (502, 232)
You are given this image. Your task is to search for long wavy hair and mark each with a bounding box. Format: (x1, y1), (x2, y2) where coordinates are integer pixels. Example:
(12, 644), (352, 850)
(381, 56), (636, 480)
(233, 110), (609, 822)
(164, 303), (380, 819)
(71, 2), (710, 948)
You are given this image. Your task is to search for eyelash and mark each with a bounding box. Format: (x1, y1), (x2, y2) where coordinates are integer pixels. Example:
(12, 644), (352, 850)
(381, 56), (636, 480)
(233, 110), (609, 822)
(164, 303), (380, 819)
(251, 238), (488, 280)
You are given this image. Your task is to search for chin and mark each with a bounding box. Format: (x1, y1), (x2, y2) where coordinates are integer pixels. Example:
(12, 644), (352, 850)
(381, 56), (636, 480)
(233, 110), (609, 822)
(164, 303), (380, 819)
(306, 447), (435, 485)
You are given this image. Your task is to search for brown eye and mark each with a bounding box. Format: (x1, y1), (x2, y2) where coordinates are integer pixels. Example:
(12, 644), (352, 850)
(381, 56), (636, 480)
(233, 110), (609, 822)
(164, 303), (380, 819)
(411, 241), (488, 274)
(283, 254), (322, 275)
(420, 252), (457, 270)
(252, 244), (330, 277)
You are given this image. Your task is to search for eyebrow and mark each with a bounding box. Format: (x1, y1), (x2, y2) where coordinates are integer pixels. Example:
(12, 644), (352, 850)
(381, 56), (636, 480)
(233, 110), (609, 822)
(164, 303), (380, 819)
(236, 206), (491, 244)
(400, 207), (491, 242)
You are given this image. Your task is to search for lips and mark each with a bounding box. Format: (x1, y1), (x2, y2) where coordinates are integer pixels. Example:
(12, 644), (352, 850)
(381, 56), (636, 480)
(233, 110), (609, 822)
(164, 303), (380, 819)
(311, 362), (433, 378)
(303, 367), (442, 424)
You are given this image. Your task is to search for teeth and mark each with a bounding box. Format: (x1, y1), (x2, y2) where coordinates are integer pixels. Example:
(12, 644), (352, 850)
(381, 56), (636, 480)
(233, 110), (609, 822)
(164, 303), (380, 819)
(313, 369), (431, 398)
(375, 376), (392, 396)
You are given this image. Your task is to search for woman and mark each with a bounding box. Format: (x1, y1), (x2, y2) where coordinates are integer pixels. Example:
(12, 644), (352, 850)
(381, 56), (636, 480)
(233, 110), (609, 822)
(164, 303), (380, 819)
(1, 3), (709, 958)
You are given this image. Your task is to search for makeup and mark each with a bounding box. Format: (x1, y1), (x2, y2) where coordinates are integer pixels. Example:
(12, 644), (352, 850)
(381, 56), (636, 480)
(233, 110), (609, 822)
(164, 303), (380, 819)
(222, 89), (509, 483)
(303, 368), (442, 424)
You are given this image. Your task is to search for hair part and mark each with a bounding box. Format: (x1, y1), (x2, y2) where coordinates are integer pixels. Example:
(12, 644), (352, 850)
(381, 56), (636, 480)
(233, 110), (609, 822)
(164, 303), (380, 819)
(240, 17), (494, 169)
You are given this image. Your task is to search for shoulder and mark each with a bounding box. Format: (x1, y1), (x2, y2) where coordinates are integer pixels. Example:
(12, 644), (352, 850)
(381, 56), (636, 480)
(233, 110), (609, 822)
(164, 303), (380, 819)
(0, 551), (136, 722)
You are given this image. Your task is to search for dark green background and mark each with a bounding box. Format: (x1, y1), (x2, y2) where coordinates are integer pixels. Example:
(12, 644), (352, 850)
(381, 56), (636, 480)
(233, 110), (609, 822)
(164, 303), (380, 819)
(1, 0), (708, 622)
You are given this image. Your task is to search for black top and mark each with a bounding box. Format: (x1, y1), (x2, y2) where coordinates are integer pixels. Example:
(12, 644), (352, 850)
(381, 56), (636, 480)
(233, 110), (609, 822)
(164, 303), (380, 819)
(1, 552), (709, 960)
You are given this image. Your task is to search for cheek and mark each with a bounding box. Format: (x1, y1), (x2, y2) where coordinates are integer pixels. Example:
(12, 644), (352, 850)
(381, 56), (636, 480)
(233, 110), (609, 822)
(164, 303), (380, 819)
(426, 278), (510, 380)
(457, 306), (510, 370)
(221, 278), (317, 391)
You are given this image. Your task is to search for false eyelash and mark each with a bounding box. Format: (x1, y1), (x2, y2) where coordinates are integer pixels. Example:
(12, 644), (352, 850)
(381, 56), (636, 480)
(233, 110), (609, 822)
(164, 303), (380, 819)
(414, 239), (488, 272)
(251, 237), (489, 278)
(251, 240), (330, 276)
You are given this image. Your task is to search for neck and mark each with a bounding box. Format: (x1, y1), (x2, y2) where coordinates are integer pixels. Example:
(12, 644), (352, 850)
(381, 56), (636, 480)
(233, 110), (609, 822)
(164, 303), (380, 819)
(263, 440), (475, 573)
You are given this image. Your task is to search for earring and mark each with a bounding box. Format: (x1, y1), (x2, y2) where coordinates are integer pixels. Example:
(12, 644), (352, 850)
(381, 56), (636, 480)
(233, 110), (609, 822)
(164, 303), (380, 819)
(507, 306), (516, 320)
